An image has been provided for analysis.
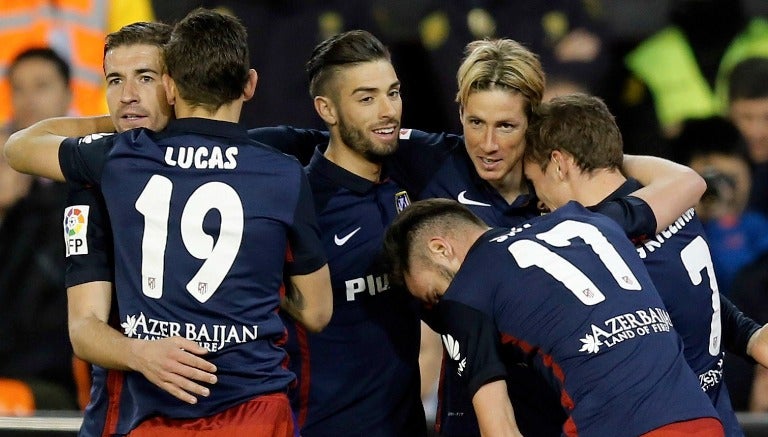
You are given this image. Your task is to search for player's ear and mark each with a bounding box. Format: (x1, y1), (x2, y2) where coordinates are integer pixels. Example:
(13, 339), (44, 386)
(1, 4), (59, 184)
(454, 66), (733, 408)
(551, 150), (567, 180)
(162, 74), (176, 106)
(314, 96), (337, 126)
(426, 237), (452, 260)
(242, 69), (258, 102)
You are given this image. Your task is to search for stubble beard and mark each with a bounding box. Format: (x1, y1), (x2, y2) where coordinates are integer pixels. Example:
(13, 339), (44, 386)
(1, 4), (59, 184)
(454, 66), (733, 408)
(338, 114), (399, 163)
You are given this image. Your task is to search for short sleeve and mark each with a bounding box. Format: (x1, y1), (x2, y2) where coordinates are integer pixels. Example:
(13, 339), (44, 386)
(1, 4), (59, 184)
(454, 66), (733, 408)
(63, 183), (114, 287)
(284, 170), (327, 275)
(437, 299), (508, 398)
(58, 134), (115, 185)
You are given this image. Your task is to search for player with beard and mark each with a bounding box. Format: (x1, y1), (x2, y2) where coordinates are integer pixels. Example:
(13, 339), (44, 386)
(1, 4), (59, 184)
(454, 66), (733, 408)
(278, 30), (425, 436)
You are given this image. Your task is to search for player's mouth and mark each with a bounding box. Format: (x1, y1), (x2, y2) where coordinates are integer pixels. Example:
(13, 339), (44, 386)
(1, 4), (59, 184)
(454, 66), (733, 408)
(477, 156), (503, 172)
(372, 125), (398, 140)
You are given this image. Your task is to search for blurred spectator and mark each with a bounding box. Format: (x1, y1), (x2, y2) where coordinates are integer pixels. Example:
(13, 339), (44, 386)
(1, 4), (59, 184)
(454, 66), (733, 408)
(672, 116), (768, 413)
(673, 116), (768, 297)
(0, 47), (74, 413)
(728, 57), (768, 217)
(618, 0), (768, 158)
(0, 0), (155, 126)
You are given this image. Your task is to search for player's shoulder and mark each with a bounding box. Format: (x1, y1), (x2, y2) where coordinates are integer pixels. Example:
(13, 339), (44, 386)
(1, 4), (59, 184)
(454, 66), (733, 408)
(78, 132), (116, 145)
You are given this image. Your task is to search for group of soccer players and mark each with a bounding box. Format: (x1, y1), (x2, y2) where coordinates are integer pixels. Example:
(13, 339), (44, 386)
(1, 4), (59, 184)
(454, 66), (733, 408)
(4, 5), (768, 437)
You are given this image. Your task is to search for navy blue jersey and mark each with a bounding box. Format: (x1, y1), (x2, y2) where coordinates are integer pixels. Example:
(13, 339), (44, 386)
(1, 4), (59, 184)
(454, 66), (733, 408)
(248, 125), (545, 436)
(438, 202), (720, 436)
(282, 147), (425, 436)
(59, 118), (327, 433)
(593, 179), (743, 436)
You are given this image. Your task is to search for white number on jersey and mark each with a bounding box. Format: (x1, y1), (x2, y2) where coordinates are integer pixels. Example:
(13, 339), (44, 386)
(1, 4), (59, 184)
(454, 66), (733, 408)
(680, 236), (722, 356)
(135, 175), (244, 303)
(507, 220), (641, 305)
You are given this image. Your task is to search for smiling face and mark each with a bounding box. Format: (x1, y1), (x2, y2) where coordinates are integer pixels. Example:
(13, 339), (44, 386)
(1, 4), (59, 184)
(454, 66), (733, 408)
(104, 44), (172, 133)
(461, 89), (528, 192)
(330, 60), (402, 161)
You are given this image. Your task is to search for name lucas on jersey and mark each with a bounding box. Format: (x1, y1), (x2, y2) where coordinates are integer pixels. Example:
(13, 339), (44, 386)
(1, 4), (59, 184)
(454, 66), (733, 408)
(164, 146), (238, 169)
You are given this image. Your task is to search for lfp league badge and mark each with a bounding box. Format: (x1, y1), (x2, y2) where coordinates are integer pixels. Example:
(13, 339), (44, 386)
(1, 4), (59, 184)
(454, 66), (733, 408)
(63, 205), (89, 256)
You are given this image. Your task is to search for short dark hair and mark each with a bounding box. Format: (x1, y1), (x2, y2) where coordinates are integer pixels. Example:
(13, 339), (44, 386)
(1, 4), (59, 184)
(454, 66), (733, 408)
(671, 116), (748, 165)
(525, 93), (623, 173)
(9, 47), (70, 84)
(383, 199), (486, 285)
(728, 57), (768, 102)
(306, 30), (391, 97)
(164, 8), (251, 110)
(103, 21), (173, 70)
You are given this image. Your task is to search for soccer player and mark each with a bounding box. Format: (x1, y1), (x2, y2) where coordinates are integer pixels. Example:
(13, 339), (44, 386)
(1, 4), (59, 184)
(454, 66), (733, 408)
(249, 37), (710, 436)
(280, 30), (425, 436)
(383, 198), (725, 436)
(3, 21), (209, 437)
(10, 9), (333, 436)
(523, 93), (768, 436)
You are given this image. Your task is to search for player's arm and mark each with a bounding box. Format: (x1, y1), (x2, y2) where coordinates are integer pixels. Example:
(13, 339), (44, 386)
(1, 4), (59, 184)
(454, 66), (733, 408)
(284, 265), (333, 332)
(473, 380), (522, 437)
(720, 294), (764, 363)
(248, 126), (328, 165)
(621, 154), (706, 233)
(439, 300), (522, 435)
(4, 115), (115, 181)
(750, 365), (768, 411)
(282, 168), (332, 332)
(68, 282), (218, 404)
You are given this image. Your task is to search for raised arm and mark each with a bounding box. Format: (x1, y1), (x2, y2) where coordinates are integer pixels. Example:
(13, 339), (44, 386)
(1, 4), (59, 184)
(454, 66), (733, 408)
(3, 115), (115, 181)
(622, 154), (706, 233)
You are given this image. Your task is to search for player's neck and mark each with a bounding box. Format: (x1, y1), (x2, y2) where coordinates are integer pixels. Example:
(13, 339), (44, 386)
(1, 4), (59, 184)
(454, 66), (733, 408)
(572, 168), (626, 207)
(324, 140), (383, 182)
(489, 163), (528, 204)
(174, 99), (243, 123)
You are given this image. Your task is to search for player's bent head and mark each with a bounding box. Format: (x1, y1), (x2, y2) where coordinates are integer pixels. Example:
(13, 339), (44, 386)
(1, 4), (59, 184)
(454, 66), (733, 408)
(384, 199), (486, 285)
(165, 8), (250, 110)
(306, 29), (391, 98)
(456, 38), (545, 119)
(525, 93), (623, 173)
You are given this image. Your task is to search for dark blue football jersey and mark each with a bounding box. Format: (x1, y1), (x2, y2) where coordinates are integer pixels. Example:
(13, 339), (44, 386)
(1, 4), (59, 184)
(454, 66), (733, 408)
(437, 202), (720, 436)
(248, 125), (547, 436)
(593, 179), (743, 436)
(280, 147), (425, 437)
(59, 118), (327, 433)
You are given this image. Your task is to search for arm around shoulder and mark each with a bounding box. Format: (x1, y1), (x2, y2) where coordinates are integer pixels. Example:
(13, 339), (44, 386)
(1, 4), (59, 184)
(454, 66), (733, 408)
(3, 116), (115, 181)
(622, 154), (706, 233)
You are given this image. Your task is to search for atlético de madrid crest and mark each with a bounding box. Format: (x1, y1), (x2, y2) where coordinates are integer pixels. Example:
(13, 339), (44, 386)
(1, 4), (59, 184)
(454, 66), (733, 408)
(395, 190), (411, 213)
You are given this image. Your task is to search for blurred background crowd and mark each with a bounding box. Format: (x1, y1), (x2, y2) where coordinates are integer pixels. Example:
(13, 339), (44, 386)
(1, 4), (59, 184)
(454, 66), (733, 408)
(2, 0), (768, 421)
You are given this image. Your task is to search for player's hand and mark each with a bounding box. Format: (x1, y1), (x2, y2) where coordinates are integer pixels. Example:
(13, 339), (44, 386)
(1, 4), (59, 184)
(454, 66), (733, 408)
(131, 336), (217, 404)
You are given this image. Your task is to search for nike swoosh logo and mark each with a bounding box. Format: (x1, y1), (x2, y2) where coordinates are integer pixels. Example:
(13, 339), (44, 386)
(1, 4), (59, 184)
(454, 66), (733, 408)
(334, 227), (362, 246)
(457, 191), (491, 207)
